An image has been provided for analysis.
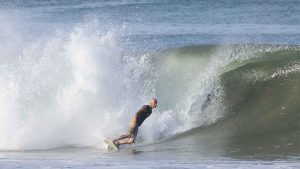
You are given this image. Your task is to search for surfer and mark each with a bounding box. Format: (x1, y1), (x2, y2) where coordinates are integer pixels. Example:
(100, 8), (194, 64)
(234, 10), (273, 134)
(112, 98), (157, 148)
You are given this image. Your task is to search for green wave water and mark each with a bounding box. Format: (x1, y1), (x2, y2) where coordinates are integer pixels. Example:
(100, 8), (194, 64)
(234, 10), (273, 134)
(142, 44), (300, 157)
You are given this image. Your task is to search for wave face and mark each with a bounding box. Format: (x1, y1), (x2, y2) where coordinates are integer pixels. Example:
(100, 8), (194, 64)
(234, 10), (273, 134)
(151, 45), (300, 156)
(217, 48), (300, 155)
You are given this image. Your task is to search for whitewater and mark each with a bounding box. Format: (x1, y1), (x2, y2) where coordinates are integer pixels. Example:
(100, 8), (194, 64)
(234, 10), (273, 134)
(0, 0), (300, 168)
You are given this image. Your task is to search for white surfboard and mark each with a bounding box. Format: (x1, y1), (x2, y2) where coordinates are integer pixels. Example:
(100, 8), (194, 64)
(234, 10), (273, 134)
(104, 138), (119, 150)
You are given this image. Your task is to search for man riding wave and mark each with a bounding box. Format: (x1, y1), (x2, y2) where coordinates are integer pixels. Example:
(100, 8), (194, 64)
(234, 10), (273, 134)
(112, 98), (158, 148)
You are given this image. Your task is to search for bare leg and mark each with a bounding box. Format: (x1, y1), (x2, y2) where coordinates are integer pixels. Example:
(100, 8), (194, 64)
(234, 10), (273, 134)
(116, 138), (134, 145)
(112, 133), (131, 143)
(113, 119), (137, 146)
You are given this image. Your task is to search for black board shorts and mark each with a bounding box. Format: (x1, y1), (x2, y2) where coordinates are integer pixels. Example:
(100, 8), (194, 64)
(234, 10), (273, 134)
(128, 125), (138, 141)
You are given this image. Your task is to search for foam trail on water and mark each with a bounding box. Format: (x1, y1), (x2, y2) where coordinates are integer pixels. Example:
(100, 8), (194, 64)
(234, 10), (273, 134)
(0, 18), (138, 150)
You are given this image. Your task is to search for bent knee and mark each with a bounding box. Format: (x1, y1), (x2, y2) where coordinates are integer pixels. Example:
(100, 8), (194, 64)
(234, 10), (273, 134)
(126, 133), (132, 138)
(128, 138), (135, 144)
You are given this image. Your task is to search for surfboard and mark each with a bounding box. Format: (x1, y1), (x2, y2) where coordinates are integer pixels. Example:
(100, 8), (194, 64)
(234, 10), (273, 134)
(104, 138), (119, 150)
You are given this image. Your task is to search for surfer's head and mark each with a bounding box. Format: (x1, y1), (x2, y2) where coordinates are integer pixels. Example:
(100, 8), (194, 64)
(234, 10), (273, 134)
(150, 98), (157, 109)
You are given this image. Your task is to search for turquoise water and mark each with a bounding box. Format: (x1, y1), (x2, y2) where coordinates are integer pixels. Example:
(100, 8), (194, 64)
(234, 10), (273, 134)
(0, 0), (300, 168)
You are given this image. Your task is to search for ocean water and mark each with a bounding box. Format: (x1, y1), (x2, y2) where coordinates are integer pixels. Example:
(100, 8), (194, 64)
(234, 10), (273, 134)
(0, 0), (300, 168)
